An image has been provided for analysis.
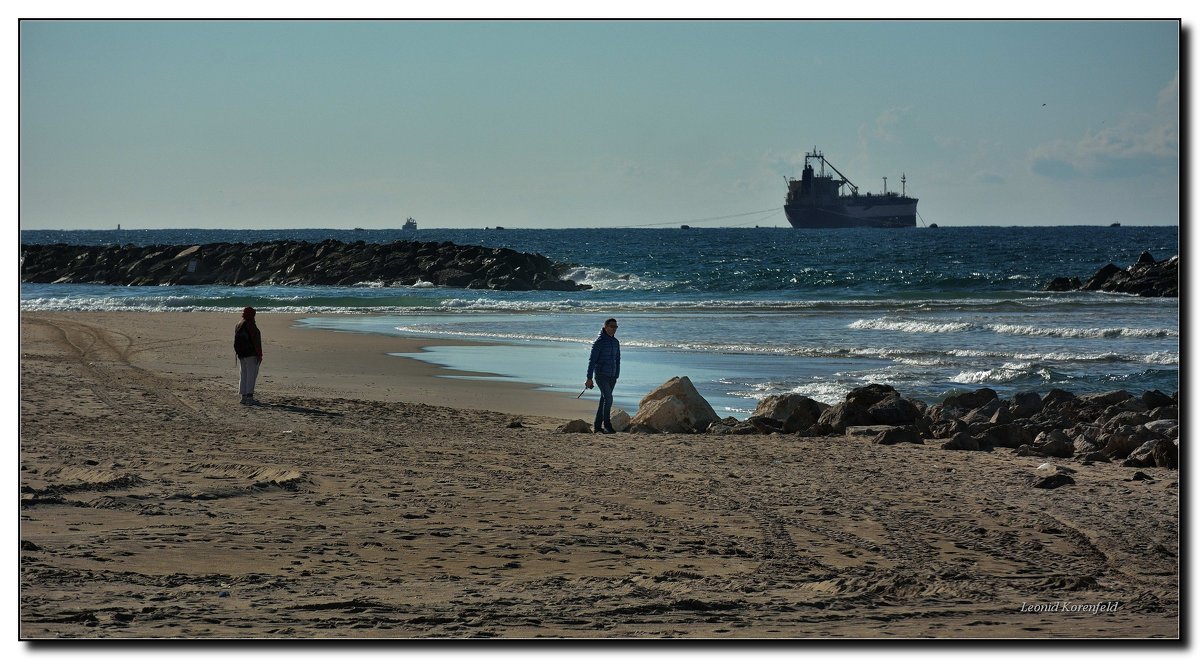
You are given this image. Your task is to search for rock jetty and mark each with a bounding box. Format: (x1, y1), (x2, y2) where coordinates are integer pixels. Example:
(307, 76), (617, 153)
(20, 240), (590, 291)
(1045, 251), (1178, 297)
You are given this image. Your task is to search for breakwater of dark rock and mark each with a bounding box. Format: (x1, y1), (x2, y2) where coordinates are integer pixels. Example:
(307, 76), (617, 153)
(710, 384), (1178, 471)
(1045, 251), (1178, 297)
(20, 240), (590, 291)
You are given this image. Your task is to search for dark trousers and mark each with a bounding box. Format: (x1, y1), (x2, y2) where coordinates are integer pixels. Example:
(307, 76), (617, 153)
(594, 374), (616, 430)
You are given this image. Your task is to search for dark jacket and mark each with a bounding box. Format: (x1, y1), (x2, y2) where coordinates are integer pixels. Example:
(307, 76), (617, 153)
(587, 331), (620, 380)
(234, 319), (263, 359)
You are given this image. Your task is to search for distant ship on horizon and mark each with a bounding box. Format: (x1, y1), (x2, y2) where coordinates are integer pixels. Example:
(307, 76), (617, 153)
(403, 217), (417, 230)
(784, 149), (918, 228)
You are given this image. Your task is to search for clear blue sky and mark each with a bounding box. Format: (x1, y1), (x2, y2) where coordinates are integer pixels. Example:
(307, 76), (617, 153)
(19, 19), (1180, 229)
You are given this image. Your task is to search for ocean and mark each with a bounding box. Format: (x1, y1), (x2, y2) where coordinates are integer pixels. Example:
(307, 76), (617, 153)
(20, 226), (1179, 419)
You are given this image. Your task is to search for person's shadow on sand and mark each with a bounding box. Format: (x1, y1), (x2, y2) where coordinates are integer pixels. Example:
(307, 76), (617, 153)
(254, 401), (344, 417)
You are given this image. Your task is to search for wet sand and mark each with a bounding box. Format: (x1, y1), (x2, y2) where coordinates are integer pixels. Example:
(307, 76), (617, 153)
(18, 312), (1179, 638)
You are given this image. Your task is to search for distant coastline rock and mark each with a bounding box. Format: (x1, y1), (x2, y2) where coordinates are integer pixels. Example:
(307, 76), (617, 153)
(1045, 251), (1177, 297)
(20, 239), (591, 292)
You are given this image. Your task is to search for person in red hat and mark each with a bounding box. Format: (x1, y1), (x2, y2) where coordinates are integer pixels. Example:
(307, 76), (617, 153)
(233, 306), (263, 404)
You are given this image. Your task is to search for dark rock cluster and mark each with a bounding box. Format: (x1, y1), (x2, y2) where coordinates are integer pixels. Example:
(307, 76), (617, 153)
(20, 240), (590, 291)
(708, 384), (1179, 470)
(1045, 251), (1178, 297)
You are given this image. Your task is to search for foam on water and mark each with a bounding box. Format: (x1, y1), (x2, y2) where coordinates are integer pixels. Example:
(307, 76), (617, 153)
(849, 318), (976, 333)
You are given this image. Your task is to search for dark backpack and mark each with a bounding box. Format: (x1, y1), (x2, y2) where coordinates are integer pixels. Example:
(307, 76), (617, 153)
(234, 325), (254, 357)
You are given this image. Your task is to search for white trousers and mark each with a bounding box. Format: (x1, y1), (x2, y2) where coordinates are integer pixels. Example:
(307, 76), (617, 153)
(239, 356), (260, 397)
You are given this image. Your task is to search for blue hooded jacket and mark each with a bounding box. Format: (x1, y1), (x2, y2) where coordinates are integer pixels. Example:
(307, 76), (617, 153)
(587, 330), (620, 380)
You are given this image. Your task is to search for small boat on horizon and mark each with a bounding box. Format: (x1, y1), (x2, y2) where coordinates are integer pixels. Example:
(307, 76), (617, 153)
(403, 217), (418, 230)
(1110, 222), (1121, 227)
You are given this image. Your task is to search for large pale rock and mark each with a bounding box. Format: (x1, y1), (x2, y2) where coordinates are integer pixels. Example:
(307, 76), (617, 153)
(630, 378), (720, 434)
(636, 377), (720, 431)
(629, 396), (690, 433)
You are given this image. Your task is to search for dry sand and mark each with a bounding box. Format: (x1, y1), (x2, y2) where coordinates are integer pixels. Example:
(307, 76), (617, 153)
(18, 311), (1179, 638)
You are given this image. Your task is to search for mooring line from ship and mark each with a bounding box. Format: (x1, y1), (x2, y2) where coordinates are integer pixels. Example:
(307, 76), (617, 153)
(612, 207), (781, 228)
(727, 209), (783, 227)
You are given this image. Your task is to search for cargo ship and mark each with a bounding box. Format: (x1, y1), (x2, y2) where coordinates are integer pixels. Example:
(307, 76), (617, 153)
(784, 150), (917, 228)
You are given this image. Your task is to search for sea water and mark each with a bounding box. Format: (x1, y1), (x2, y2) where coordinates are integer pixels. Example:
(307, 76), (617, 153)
(21, 226), (1179, 418)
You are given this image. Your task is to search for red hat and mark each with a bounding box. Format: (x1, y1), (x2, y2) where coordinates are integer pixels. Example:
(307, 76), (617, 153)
(242, 306), (256, 317)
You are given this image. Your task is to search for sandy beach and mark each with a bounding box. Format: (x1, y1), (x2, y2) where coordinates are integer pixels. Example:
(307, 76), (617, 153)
(18, 311), (1179, 638)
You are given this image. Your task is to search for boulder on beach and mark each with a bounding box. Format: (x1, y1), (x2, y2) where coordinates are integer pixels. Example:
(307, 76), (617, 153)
(845, 425), (895, 440)
(845, 384), (898, 408)
(942, 388), (998, 412)
(751, 394), (827, 433)
(818, 402), (875, 433)
(1034, 430), (1075, 459)
(1011, 391), (1044, 418)
(1124, 438), (1178, 469)
(871, 427), (924, 446)
(940, 432), (981, 451)
(867, 394), (923, 426)
(557, 420), (593, 434)
(609, 409), (631, 433)
(1031, 463), (1078, 487)
(630, 377), (719, 434)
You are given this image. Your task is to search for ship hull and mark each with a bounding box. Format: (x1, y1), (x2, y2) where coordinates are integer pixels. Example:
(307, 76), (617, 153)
(784, 201), (917, 228)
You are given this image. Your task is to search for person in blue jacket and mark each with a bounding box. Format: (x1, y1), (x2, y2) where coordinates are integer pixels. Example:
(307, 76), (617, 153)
(585, 318), (620, 433)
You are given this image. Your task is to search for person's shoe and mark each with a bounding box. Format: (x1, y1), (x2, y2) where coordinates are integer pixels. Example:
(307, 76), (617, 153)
(240, 396), (252, 405)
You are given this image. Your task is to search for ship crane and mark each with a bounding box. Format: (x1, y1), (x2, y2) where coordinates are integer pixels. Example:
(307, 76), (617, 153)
(807, 150), (858, 195)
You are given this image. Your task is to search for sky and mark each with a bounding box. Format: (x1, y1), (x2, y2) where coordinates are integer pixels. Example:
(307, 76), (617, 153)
(17, 19), (1182, 229)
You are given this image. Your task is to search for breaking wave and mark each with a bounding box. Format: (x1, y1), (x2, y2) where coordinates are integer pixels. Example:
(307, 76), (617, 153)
(848, 319), (975, 333)
(850, 317), (1177, 339)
